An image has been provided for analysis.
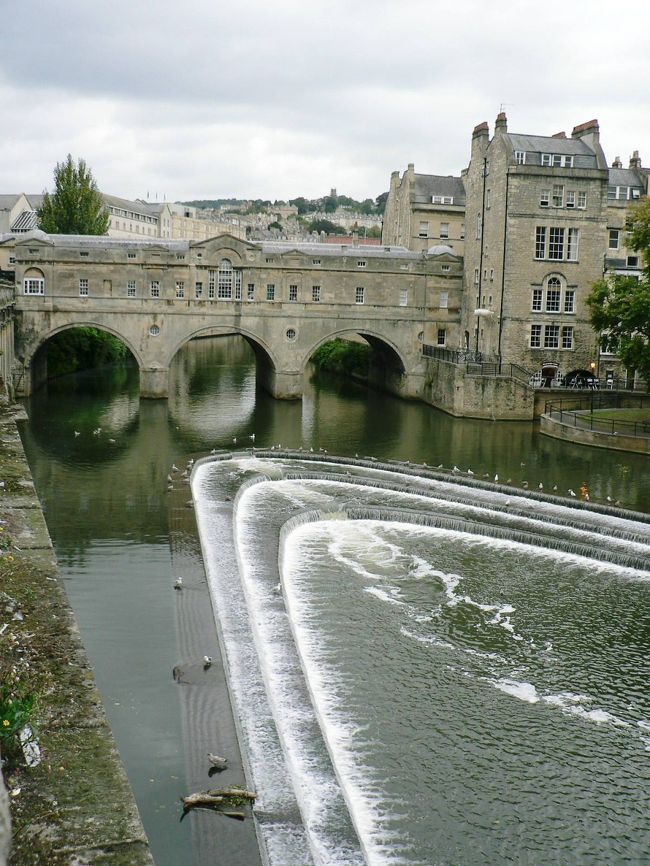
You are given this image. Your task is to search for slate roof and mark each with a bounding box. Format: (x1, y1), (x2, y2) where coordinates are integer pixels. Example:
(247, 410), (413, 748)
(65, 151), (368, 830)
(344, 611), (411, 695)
(608, 167), (645, 189)
(413, 174), (465, 205)
(261, 240), (422, 260)
(507, 133), (595, 156)
(101, 193), (160, 217)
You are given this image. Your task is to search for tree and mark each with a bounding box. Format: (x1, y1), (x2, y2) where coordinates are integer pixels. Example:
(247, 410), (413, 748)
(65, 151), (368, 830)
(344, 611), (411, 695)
(587, 198), (650, 385)
(307, 218), (346, 235)
(38, 155), (109, 235)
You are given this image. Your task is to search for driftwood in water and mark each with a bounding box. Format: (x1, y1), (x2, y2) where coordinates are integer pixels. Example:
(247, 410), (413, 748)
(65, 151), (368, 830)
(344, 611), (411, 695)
(181, 785), (257, 815)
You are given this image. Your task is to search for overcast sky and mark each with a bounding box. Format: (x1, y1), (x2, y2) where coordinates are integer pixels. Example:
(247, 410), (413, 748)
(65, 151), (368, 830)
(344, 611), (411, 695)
(2, 0), (649, 203)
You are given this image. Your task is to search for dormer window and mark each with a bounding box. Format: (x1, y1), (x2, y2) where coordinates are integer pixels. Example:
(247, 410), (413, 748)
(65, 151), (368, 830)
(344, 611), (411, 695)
(515, 151), (526, 164)
(541, 153), (574, 168)
(432, 195), (454, 205)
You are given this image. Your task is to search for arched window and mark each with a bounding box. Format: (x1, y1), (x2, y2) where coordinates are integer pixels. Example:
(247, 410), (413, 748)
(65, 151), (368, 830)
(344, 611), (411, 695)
(214, 258), (243, 300)
(23, 267), (44, 296)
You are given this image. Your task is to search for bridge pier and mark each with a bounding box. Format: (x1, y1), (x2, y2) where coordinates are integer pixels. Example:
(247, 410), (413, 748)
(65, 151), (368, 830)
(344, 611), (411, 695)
(140, 367), (169, 399)
(260, 368), (303, 400)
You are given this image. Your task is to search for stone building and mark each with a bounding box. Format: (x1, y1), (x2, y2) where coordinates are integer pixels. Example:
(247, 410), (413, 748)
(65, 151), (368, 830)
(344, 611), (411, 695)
(382, 164), (466, 255)
(383, 115), (648, 385)
(104, 195), (245, 241)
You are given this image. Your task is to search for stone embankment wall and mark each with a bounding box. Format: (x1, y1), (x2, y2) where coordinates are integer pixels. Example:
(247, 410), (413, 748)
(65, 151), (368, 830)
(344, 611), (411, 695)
(423, 356), (534, 420)
(0, 404), (154, 866)
(0, 281), (14, 401)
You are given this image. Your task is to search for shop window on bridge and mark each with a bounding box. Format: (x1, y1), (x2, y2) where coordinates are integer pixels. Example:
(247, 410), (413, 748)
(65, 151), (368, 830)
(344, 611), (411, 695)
(355, 286), (364, 304)
(79, 278), (89, 297)
(289, 285), (298, 302)
(23, 269), (44, 295)
(195, 282), (203, 299)
(175, 281), (185, 299)
(247, 283), (255, 301)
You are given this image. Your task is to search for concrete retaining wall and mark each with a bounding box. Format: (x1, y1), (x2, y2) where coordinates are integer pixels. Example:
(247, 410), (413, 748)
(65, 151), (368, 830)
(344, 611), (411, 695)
(540, 414), (650, 454)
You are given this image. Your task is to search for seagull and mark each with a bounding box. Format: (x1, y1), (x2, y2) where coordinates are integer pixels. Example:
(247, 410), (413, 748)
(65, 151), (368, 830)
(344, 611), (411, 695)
(93, 428), (101, 436)
(568, 489), (576, 497)
(249, 434), (255, 441)
(203, 656), (213, 669)
(232, 437), (237, 444)
(453, 465), (460, 473)
(606, 496), (613, 502)
(553, 485), (558, 491)
(494, 474), (498, 482)
(207, 753), (228, 772)
(74, 430), (80, 437)
(437, 464), (443, 469)
(108, 438), (116, 444)
(174, 577), (183, 590)
(171, 464), (179, 472)
(522, 481), (529, 488)
(538, 482), (544, 490)
(520, 462), (525, 467)
(167, 474), (173, 483)
(467, 468), (474, 475)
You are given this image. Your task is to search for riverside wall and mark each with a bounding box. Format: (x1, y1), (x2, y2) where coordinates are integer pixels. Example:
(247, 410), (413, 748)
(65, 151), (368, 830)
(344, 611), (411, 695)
(0, 403), (154, 866)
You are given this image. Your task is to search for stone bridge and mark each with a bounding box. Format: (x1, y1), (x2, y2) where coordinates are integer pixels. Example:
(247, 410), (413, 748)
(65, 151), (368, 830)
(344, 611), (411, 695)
(11, 231), (463, 399)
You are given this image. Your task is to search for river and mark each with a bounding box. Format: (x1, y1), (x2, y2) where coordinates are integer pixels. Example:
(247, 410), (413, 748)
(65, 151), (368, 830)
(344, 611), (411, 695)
(19, 335), (650, 865)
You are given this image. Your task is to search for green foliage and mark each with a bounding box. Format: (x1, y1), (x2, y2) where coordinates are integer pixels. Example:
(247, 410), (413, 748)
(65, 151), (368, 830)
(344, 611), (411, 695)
(626, 198), (650, 273)
(375, 191), (389, 213)
(45, 327), (131, 378)
(38, 155), (109, 235)
(588, 197), (650, 385)
(587, 276), (650, 385)
(307, 218), (346, 236)
(0, 680), (37, 763)
(311, 338), (370, 377)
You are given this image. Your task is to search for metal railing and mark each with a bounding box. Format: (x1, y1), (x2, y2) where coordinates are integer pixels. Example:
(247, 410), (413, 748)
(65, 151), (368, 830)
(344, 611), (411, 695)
(423, 344), (532, 384)
(545, 395), (650, 439)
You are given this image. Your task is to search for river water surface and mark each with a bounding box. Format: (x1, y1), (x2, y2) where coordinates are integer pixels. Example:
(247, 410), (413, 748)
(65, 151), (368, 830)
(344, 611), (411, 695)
(19, 336), (650, 866)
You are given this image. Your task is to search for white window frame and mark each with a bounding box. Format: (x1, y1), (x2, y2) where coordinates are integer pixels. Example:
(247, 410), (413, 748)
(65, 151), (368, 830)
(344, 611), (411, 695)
(418, 221), (428, 239)
(439, 291), (449, 309)
(127, 280), (136, 298)
(312, 285), (321, 302)
(552, 185), (564, 207)
(577, 191), (587, 209)
(289, 284), (298, 302)
(515, 150), (526, 165)
(544, 324), (560, 349)
(440, 222), (450, 239)
(436, 328), (446, 346)
(545, 278), (561, 312)
(608, 229), (620, 250)
(562, 326), (574, 349)
(266, 284), (275, 301)
(532, 288), (543, 312)
(23, 277), (44, 295)
(564, 289), (575, 313)
(355, 286), (364, 304)
(195, 281), (203, 299)
(530, 324), (541, 348)
(150, 280), (160, 298)
(175, 280), (185, 299)
(79, 278), (89, 297)
(357, 260), (367, 269)
(566, 190), (576, 209)
(247, 283), (255, 301)
(540, 190), (550, 208)
(399, 289), (408, 307)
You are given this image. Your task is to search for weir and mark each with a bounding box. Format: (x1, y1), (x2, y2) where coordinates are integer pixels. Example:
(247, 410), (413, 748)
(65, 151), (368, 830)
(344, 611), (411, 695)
(191, 451), (650, 866)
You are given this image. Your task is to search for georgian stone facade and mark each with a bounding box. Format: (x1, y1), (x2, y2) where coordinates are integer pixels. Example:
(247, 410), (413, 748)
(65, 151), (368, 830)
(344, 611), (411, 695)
(385, 115), (648, 383)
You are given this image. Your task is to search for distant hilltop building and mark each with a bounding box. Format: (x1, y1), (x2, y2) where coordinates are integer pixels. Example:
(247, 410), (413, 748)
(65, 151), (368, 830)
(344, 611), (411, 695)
(383, 113), (649, 383)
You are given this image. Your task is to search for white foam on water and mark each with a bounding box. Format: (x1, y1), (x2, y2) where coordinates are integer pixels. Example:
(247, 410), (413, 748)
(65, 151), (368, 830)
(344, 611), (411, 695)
(400, 626), (455, 651)
(234, 484), (366, 865)
(493, 678), (541, 703)
(283, 524), (416, 866)
(364, 586), (406, 605)
(491, 678), (633, 731)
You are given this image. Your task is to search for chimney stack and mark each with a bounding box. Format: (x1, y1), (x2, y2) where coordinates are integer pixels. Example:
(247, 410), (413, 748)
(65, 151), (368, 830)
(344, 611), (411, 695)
(612, 156), (622, 168)
(629, 150), (642, 170)
(494, 112), (507, 133)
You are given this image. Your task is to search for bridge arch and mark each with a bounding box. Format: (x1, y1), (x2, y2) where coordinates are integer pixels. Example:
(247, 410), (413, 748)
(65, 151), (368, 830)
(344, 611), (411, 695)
(302, 327), (407, 373)
(167, 324), (282, 398)
(302, 327), (408, 396)
(23, 322), (143, 395)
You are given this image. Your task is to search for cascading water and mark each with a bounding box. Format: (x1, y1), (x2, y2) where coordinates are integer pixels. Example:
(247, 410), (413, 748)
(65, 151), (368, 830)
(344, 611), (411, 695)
(192, 452), (650, 866)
